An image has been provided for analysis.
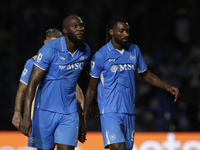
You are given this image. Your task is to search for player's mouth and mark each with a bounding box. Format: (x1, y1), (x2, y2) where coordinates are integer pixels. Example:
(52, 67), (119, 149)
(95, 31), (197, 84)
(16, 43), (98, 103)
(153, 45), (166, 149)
(76, 33), (83, 37)
(122, 38), (128, 42)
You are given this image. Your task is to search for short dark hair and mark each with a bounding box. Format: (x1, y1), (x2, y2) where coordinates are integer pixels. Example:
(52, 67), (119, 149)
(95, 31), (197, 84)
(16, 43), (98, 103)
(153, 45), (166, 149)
(46, 28), (63, 38)
(105, 16), (127, 43)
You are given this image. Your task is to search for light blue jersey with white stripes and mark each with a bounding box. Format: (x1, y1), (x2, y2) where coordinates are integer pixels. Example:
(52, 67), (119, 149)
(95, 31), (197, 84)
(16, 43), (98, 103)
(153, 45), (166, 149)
(90, 40), (147, 114)
(34, 36), (91, 114)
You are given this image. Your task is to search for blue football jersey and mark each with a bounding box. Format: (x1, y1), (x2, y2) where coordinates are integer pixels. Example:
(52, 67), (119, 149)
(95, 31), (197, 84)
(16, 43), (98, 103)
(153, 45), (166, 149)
(90, 40), (147, 114)
(34, 36), (91, 114)
(20, 58), (35, 85)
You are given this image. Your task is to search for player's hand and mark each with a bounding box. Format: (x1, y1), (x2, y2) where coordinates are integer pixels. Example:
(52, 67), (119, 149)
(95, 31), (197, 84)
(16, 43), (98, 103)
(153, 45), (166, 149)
(79, 123), (87, 143)
(19, 116), (32, 137)
(80, 101), (84, 110)
(12, 112), (22, 129)
(167, 86), (180, 102)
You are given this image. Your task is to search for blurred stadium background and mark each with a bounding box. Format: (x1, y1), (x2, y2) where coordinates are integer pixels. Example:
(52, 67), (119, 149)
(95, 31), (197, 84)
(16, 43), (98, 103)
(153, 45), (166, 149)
(0, 0), (200, 134)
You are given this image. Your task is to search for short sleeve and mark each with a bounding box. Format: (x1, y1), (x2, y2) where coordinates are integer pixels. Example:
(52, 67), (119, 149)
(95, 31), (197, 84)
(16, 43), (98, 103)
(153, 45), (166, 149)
(89, 51), (104, 78)
(34, 44), (55, 70)
(20, 58), (34, 85)
(136, 45), (147, 73)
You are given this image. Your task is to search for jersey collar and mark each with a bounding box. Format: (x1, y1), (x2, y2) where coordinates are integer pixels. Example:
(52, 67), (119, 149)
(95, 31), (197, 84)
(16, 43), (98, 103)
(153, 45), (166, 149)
(61, 36), (68, 52)
(60, 36), (86, 52)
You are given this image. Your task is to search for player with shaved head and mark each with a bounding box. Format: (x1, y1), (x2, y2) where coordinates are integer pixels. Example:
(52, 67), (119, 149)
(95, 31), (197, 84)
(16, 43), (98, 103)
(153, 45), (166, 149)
(19, 15), (91, 150)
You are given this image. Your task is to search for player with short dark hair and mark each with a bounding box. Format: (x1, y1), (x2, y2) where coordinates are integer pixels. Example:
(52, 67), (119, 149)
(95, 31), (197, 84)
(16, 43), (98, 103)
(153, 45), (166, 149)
(12, 28), (63, 129)
(19, 15), (90, 150)
(80, 16), (180, 150)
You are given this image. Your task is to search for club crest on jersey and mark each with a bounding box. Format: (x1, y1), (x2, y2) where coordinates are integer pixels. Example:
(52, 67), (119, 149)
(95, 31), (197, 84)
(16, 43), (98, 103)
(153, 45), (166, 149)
(30, 137), (36, 143)
(91, 61), (95, 70)
(110, 65), (118, 74)
(37, 53), (43, 62)
(110, 134), (116, 141)
(130, 55), (136, 61)
(22, 68), (28, 76)
(79, 55), (84, 60)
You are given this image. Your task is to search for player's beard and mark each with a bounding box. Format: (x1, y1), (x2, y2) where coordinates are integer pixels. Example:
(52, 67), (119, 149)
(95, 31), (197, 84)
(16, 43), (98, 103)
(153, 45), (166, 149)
(114, 36), (128, 48)
(67, 32), (84, 44)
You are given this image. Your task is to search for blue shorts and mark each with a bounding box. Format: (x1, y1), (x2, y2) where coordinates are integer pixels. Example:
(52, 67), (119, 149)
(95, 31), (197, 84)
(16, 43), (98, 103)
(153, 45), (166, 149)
(28, 108), (79, 149)
(100, 112), (135, 149)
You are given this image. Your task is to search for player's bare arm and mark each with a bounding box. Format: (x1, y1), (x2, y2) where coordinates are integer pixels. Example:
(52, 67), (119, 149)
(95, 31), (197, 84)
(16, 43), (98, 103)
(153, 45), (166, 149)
(75, 83), (84, 109)
(19, 65), (45, 136)
(12, 82), (27, 129)
(140, 70), (180, 102)
(79, 76), (99, 143)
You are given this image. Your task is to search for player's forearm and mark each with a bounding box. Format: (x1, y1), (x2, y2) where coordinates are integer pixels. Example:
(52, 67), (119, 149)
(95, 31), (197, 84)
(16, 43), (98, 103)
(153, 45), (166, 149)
(14, 92), (25, 112)
(142, 70), (170, 90)
(76, 85), (84, 104)
(23, 83), (37, 118)
(14, 83), (27, 112)
(83, 88), (96, 124)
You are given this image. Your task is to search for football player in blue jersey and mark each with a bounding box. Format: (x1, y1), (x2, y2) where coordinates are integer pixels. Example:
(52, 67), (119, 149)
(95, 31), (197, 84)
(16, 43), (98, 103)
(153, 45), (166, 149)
(80, 17), (180, 150)
(12, 28), (63, 129)
(12, 28), (84, 130)
(19, 15), (91, 150)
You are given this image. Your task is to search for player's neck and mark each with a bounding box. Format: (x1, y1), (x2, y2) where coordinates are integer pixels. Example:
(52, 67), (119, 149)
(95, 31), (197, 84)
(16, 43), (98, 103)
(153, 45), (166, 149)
(111, 40), (124, 50)
(65, 37), (78, 53)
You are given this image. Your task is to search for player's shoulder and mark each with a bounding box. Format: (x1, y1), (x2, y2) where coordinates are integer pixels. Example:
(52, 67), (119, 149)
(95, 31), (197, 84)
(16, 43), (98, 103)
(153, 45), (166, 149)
(25, 57), (35, 65)
(78, 42), (91, 53)
(44, 37), (61, 50)
(92, 44), (108, 60)
(127, 43), (140, 52)
(97, 44), (108, 54)
(39, 39), (60, 55)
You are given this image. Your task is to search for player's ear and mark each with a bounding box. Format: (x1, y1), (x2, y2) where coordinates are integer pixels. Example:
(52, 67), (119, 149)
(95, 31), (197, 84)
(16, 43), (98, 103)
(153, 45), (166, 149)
(63, 28), (67, 34)
(44, 39), (47, 44)
(109, 29), (114, 36)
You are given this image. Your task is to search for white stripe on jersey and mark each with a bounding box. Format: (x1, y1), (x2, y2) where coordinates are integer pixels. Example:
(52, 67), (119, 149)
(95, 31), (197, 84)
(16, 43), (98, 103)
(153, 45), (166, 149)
(100, 71), (104, 87)
(34, 63), (46, 71)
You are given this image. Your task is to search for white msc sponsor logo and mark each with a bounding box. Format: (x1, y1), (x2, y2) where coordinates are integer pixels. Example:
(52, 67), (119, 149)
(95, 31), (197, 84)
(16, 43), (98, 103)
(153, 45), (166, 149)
(59, 62), (84, 70)
(110, 65), (118, 74)
(60, 56), (66, 60)
(91, 61), (95, 70)
(110, 134), (116, 141)
(130, 55), (136, 61)
(110, 64), (136, 73)
(79, 55), (84, 60)
(22, 68), (28, 76)
(37, 53), (43, 62)
(119, 64), (136, 71)
(30, 137), (36, 143)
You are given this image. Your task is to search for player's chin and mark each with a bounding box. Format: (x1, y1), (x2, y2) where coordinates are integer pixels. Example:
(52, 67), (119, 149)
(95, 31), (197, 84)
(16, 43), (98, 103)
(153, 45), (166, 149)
(76, 38), (84, 43)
